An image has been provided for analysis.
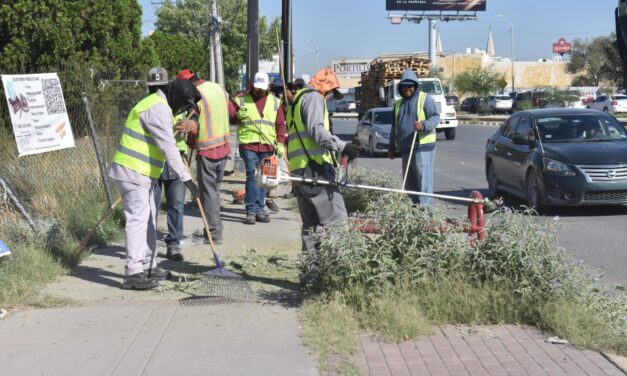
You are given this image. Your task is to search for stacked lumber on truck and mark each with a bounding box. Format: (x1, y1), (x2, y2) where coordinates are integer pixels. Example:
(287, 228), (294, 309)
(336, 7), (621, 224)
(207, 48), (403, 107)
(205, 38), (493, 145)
(356, 54), (431, 113)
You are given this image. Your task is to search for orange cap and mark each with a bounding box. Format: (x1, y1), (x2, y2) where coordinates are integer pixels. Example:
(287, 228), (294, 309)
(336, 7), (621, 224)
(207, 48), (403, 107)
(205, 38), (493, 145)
(309, 67), (341, 95)
(177, 69), (196, 80)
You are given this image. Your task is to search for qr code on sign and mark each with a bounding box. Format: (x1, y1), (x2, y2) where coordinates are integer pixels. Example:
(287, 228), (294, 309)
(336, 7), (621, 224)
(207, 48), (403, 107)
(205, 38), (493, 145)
(42, 78), (66, 114)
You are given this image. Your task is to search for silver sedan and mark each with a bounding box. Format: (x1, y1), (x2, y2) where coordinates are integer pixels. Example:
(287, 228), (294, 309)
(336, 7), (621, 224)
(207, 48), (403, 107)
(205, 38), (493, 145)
(354, 107), (393, 157)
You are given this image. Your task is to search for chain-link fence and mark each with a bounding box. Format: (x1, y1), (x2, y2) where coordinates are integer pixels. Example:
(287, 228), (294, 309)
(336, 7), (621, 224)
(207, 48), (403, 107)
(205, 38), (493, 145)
(0, 64), (147, 237)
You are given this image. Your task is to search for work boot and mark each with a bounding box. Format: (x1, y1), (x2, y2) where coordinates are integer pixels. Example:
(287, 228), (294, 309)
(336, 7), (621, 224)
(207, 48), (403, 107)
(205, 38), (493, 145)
(146, 267), (172, 281)
(266, 199), (280, 214)
(122, 272), (158, 290)
(205, 231), (223, 245)
(244, 213), (256, 225)
(255, 212), (271, 223)
(166, 246), (184, 261)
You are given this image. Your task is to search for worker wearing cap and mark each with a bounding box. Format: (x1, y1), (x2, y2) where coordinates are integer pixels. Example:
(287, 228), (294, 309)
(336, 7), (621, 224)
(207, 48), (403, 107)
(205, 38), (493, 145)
(286, 68), (360, 255)
(233, 72), (286, 225)
(149, 71), (190, 262)
(109, 67), (200, 290)
(388, 68), (440, 206)
(176, 69), (232, 245)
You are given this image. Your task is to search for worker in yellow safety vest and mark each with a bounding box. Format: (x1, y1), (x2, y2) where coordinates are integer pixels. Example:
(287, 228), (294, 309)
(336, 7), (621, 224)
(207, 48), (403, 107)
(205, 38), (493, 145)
(387, 68), (440, 206)
(233, 72), (286, 225)
(175, 69), (232, 246)
(109, 67), (201, 290)
(286, 68), (360, 255)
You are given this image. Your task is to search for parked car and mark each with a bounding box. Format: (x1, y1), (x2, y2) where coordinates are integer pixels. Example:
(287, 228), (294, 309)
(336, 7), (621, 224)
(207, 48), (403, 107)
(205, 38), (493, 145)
(460, 97), (480, 113)
(487, 95), (513, 114)
(477, 97), (490, 114)
(336, 100), (356, 113)
(512, 91), (548, 112)
(485, 108), (627, 211)
(545, 90), (585, 109)
(354, 107), (393, 157)
(586, 95), (627, 114)
(446, 95), (459, 110)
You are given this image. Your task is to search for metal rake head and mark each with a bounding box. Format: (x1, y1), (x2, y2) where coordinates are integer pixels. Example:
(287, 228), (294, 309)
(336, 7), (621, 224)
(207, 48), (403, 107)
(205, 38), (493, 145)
(196, 268), (257, 301)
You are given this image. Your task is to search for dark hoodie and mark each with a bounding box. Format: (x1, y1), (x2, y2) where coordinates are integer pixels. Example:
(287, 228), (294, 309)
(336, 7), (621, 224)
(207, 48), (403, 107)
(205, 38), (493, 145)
(388, 69), (440, 154)
(164, 79), (202, 116)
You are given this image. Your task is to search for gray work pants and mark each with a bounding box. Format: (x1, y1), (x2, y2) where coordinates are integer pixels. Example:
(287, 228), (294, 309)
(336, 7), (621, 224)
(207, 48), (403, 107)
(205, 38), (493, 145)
(197, 155), (227, 237)
(294, 182), (348, 255)
(116, 180), (158, 275)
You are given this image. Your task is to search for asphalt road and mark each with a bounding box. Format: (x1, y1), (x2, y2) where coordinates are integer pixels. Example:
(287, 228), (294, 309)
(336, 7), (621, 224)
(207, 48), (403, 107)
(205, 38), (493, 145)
(333, 118), (627, 287)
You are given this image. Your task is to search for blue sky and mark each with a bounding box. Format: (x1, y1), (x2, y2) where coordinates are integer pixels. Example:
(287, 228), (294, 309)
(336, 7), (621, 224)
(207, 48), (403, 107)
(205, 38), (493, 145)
(139, 0), (618, 77)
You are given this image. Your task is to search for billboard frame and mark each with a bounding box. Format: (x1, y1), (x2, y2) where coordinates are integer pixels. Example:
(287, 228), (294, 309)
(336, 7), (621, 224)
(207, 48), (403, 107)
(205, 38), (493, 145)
(386, 0), (487, 12)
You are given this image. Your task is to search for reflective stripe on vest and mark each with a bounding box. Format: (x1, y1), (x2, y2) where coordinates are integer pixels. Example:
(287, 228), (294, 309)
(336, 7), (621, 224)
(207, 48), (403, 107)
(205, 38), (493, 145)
(112, 93), (170, 178)
(196, 81), (230, 150)
(237, 94), (279, 144)
(393, 91), (436, 145)
(286, 89), (335, 171)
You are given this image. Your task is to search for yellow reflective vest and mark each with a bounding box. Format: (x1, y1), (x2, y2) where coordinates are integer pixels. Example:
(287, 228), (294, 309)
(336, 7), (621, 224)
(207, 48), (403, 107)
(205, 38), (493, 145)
(286, 89), (335, 171)
(112, 93), (171, 179)
(195, 81), (230, 150)
(237, 94), (279, 144)
(173, 113), (189, 154)
(393, 91), (436, 145)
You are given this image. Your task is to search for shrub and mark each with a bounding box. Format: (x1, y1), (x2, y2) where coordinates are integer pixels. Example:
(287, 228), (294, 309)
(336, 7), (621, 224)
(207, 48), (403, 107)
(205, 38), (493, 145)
(339, 167), (402, 213)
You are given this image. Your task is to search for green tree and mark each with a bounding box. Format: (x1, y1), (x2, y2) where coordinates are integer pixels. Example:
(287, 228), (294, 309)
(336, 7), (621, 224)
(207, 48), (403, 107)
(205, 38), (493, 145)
(454, 66), (506, 98)
(0, 0), (149, 76)
(567, 34), (623, 86)
(153, 0), (279, 93)
(145, 31), (208, 77)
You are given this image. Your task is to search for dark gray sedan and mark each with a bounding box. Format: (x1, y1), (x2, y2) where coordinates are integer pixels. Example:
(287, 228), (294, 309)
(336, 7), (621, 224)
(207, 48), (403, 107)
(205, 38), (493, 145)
(485, 108), (627, 211)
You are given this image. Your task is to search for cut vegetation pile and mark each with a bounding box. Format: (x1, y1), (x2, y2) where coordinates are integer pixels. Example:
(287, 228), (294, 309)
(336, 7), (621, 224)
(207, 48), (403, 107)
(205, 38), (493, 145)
(301, 168), (627, 373)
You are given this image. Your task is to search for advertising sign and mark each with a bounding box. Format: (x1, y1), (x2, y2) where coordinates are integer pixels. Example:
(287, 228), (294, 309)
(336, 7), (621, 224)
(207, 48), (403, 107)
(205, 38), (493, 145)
(1, 73), (75, 156)
(331, 60), (371, 78)
(386, 0), (487, 11)
(553, 38), (572, 55)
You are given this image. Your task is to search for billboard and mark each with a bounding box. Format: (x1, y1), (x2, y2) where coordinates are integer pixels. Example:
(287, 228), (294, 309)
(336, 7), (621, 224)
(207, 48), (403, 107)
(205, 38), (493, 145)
(552, 38), (572, 55)
(332, 59), (371, 78)
(386, 0), (486, 12)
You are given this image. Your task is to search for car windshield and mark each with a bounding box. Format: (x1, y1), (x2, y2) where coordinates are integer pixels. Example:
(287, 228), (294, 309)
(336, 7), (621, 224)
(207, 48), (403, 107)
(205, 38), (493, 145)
(373, 110), (393, 124)
(417, 81), (443, 95)
(534, 115), (627, 143)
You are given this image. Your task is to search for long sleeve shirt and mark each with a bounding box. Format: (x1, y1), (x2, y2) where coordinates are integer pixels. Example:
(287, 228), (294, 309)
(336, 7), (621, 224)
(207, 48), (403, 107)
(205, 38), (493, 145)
(230, 94), (286, 153)
(299, 90), (347, 154)
(109, 90), (192, 187)
(388, 92), (440, 154)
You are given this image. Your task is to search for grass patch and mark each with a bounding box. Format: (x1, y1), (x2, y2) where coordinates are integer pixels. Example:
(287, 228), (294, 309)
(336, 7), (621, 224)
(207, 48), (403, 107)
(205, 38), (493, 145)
(299, 173), (627, 369)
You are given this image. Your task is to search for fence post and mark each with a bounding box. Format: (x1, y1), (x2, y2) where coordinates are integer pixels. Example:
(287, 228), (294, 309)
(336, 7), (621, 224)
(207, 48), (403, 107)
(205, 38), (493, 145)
(0, 175), (35, 230)
(81, 93), (114, 207)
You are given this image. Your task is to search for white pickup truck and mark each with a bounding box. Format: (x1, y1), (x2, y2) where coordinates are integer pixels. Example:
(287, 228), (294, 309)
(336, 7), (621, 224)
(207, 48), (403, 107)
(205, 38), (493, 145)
(379, 78), (458, 140)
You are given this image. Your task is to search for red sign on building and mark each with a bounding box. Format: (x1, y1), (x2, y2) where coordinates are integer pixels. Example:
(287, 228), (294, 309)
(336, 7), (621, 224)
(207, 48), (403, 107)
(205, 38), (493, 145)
(553, 38), (572, 55)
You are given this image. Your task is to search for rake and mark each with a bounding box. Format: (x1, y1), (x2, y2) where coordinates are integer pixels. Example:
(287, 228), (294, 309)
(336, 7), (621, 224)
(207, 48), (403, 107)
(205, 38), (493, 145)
(181, 156), (255, 301)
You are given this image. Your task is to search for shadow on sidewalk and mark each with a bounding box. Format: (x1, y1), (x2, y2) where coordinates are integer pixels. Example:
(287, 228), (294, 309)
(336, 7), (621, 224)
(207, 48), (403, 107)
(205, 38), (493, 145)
(241, 272), (303, 308)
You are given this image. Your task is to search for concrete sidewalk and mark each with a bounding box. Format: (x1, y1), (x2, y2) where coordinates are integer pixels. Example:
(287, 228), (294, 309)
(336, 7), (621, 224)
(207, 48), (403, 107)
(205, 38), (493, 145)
(0, 172), (625, 375)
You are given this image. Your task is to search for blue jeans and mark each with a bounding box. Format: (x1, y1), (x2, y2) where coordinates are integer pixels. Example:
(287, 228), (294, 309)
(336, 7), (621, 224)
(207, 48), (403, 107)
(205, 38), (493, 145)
(154, 164), (186, 247)
(240, 148), (271, 214)
(401, 149), (435, 205)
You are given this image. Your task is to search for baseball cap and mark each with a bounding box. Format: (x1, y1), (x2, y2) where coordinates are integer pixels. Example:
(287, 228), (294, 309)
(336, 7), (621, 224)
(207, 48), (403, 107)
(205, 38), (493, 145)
(176, 69), (197, 81)
(146, 67), (169, 86)
(253, 72), (270, 90)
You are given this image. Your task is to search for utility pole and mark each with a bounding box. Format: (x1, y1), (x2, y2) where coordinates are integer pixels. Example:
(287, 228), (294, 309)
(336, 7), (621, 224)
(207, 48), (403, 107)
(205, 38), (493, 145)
(208, 1), (216, 82)
(429, 18), (437, 70)
(498, 14), (515, 92)
(211, 0), (224, 87)
(281, 0), (292, 82)
(247, 0), (259, 85)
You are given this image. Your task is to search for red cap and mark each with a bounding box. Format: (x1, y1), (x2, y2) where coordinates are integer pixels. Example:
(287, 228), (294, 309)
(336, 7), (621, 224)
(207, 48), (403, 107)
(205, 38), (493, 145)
(177, 69), (196, 80)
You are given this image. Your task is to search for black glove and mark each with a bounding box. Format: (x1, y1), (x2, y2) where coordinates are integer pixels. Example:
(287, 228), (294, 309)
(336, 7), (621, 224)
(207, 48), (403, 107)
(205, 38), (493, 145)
(184, 180), (199, 201)
(342, 142), (361, 160)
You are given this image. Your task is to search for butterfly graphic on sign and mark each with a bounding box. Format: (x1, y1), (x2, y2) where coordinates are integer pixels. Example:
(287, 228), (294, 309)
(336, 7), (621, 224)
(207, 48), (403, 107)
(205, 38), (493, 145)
(6, 80), (29, 118)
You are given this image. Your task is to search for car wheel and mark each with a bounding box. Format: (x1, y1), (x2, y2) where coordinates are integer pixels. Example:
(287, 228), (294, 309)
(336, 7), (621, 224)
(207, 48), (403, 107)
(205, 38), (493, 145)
(368, 137), (376, 157)
(525, 170), (545, 213)
(603, 107), (609, 112)
(487, 163), (504, 199)
(444, 128), (456, 140)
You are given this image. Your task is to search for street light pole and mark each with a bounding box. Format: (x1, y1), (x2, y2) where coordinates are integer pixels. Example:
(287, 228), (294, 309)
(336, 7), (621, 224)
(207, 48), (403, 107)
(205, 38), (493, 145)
(498, 14), (515, 92)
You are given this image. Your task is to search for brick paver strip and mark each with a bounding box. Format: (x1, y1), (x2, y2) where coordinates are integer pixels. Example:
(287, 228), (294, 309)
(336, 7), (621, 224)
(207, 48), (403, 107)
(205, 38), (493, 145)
(359, 326), (624, 376)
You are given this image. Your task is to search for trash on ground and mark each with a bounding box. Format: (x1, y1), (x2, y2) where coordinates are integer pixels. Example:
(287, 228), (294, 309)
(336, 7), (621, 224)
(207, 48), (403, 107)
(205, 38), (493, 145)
(546, 336), (569, 345)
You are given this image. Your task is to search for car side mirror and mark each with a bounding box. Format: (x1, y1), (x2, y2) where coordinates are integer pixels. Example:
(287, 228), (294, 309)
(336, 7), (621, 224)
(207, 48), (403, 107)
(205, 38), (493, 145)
(512, 134), (532, 146)
(378, 87), (385, 102)
(363, 120), (371, 126)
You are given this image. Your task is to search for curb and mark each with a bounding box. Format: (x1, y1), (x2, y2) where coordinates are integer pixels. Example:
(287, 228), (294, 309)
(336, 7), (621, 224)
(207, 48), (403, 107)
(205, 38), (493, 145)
(601, 352), (627, 375)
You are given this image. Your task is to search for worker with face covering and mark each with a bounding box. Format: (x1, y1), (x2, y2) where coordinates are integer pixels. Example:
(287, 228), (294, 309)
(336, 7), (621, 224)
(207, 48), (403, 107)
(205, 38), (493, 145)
(109, 74), (201, 290)
(387, 68), (440, 206)
(286, 67), (360, 255)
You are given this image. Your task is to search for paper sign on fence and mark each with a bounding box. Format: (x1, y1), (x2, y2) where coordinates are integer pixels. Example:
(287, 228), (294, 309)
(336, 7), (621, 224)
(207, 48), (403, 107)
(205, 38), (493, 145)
(1, 73), (75, 157)
(0, 240), (10, 258)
